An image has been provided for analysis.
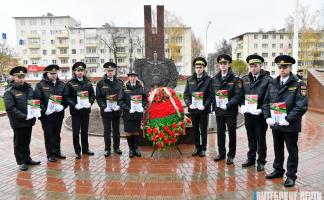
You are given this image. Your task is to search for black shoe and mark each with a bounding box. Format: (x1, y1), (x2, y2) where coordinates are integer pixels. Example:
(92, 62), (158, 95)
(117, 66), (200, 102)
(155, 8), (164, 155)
(199, 150), (206, 157)
(242, 160), (255, 168)
(257, 164), (265, 172)
(129, 150), (135, 158)
(82, 150), (94, 155)
(19, 164), (28, 171)
(226, 157), (234, 165)
(214, 155), (225, 162)
(56, 154), (66, 159)
(76, 153), (81, 159)
(265, 171), (284, 179)
(27, 159), (41, 165)
(192, 149), (201, 156)
(133, 148), (141, 157)
(284, 177), (295, 187)
(104, 150), (111, 157)
(47, 157), (57, 162)
(114, 149), (122, 155)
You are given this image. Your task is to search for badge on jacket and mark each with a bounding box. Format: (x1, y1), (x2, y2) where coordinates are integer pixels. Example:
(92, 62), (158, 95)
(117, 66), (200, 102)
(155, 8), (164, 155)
(237, 80), (242, 88)
(300, 85), (307, 96)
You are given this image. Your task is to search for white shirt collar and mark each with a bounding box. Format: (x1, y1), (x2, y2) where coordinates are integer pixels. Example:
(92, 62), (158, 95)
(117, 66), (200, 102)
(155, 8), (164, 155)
(280, 76), (289, 84)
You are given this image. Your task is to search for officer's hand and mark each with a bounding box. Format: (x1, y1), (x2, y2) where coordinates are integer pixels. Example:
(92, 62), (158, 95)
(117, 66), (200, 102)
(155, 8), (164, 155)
(240, 105), (247, 114)
(197, 105), (205, 110)
(75, 104), (83, 110)
(251, 109), (262, 115)
(129, 109), (135, 113)
(266, 118), (275, 126)
(26, 115), (34, 120)
(104, 106), (112, 112)
(279, 118), (290, 126)
(83, 102), (91, 109)
(55, 105), (64, 112)
(189, 104), (196, 109)
(220, 104), (227, 110)
(36, 110), (42, 118)
(112, 105), (120, 111)
(45, 109), (54, 116)
(137, 106), (144, 113)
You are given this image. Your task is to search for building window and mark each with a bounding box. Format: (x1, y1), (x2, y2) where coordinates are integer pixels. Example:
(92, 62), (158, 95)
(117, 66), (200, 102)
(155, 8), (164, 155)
(52, 60), (57, 64)
(20, 20), (25, 26)
(86, 47), (97, 54)
(254, 44), (258, 49)
(81, 59), (85, 63)
(43, 50), (47, 55)
(262, 53), (268, 58)
(61, 59), (68, 64)
(71, 39), (75, 45)
(280, 35), (284, 39)
(23, 60), (28, 64)
(272, 62), (275, 66)
(271, 71), (275, 76)
(86, 58), (97, 63)
(79, 39), (83, 44)
(41, 30), (46, 36)
(60, 49), (67, 54)
(254, 34), (258, 39)
(101, 59), (105, 63)
(263, 62), (268, 66)
(51, 40), (55, 45)
(279, 52), (283, 55)
(72, 59), (76, 63)
(288, 44), (292, 48)
(43, 59), (48, 65)
(117, 58), (124, 63)
(30, 30), (37, 35)
(262, 34), (268, 39)
(109, 59), (113, 62)
(41, 19), (46, 26)
(137, 48), (142, 53)
(280, 44), (284, 48)
(272, 35), (276, 39)
(51, 49), (56, 55)
(116, 47), (126, 53)
(29, 19), (37, 26)
(89, 68), (96, 73)
(272, 52), (276, 57)
(50, 30), (56, 35)
(272, 44), (276, 48)
(262, 43), (268, 48)
(100, 49), (105, 53)
(80, 49), (85, 54)
(72, 49), (76, 54)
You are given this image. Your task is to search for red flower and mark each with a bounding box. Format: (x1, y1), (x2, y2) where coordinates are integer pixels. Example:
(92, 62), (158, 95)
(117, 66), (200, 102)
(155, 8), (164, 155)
(158, 132), (164, 138)
(180, 121), (185, 128)
(153, 136), (158, 142)
(172, 123), (177, 128)
(164, 137), (170, 144)
(163, 126), (170, 132)
(147, 127), (153, 134)
(169, 130), (175, 137)
(156, 142), (163, 149)
(172, 138), (177, 144)
(153, 127), (159, 134)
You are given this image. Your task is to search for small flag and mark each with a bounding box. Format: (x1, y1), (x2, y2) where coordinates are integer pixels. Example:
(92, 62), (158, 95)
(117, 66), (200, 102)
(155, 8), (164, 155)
(2, 33), (6, 40)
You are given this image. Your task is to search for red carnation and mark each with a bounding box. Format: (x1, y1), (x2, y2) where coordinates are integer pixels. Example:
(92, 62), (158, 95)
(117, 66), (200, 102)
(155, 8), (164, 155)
(172, 138), (177, 144)
(172, 123), (177, 128)
(163, 126), (170, 132)
(164, 137), (170, 144)
(153, 127), (159, 134)
(169, 130), (175, 137)
(153, 136), (158, 142)
(156, 142), (163, 149)
(180, 121), (185, 128)
(147, 127), (153, 134)
(158, 132), (164, 138)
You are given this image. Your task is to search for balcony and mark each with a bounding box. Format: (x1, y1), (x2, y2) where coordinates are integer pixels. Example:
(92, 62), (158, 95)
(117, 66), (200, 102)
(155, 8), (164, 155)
(56, 32), (69, 38)
(57, 53), (69, 58)
(56, 43), (69, 48)
(86, 63), (100, 68)
(26, 34), (40, 39)
(27, 44), (40, 49)
(29, 54), (41, 59)
(85, 42), (99, 47)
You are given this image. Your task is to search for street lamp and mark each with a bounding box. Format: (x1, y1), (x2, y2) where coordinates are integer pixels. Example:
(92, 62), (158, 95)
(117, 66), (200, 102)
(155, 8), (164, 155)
(205, 21), (211, 71)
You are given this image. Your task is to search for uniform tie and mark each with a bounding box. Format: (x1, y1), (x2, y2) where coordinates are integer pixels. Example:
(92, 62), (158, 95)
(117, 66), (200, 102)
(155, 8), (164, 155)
(253, 76), (257, 82)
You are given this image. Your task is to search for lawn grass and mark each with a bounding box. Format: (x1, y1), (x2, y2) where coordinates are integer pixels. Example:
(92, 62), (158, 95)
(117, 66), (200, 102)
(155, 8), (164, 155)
(0, 97), (4, 112)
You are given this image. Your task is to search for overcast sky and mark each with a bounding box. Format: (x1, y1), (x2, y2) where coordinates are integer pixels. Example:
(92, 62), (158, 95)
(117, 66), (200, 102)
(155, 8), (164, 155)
(0, 0), (323, 53)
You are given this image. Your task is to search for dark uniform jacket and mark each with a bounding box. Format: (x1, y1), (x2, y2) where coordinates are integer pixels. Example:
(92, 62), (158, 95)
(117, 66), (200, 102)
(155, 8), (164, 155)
(212, 69), (244, 117)
(96, 75), (123, 118)
(118, 80), (147, 120)
(241, 69), (272, 110)
(183, 71), (214, 115)
(262, 73), (308, 132)
(34, 74), (67, 121)
(4, 82), (36, 128)
(64, 76), (95, 115)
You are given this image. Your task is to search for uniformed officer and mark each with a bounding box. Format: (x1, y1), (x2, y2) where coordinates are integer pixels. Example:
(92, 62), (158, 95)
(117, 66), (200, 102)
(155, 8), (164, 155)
(118, 71), (146, 158)
(96, 62), (123, 157)
(64, 62), (95, 159)
(34, 64), (67, 162)
(213, 54), (243, 164)
(263, 55), (308, 187)
(240, 55), (272, 171)
(4, 66), (41, 171)
(184, 57), (214, 157)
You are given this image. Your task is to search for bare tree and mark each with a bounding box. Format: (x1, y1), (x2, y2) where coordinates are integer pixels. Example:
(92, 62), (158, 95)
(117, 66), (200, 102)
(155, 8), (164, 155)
(214, 38), (232, 56)
(0, 44), (19, 81)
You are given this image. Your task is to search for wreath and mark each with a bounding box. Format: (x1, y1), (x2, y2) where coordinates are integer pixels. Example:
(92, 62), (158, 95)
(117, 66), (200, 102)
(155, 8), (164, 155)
(143, 87), (191, 150)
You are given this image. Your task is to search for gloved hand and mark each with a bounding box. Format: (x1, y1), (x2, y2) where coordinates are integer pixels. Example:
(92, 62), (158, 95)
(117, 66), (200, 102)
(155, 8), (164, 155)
(112, 104), (120, 111)
(220, 104), (227, 110)
(251, 109), (262, 115)
(26, 115), (34, 120)
(129, 109), (135, 113)
(197, 105), (205, 110)
(240, 105), (247, 114)
(212, 111), (216, 116)
(45, 109), (54, 116)
(279, 118), (290, 126)
(189, 104), (196, 109)
(83, 102), (91, 108)
(75, 104), (83, 110)
(55, 105), (64, 112)
(104, 106), (111, 112)
(36, 110), (41, 118)
(266, 118), (275, 126)
(137, 106), (144, 112)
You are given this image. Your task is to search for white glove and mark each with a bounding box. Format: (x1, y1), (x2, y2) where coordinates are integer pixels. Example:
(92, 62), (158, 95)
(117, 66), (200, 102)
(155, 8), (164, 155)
(189, 104), (196, 109)
(136, 106), (144, 112)
(266, 118), (275, 126)
(36, 110), (42, 118)
(83, 102), (91, 108)
(220, 104), (227, 110)
(26, 115), (34, 120)
(55, 105), (64, 112)
(240, 105), (247, 114)
(251, 109), (262, 115)
(129, 109), (135, 113)
(279, 118), (290, 126)
(112, 104), (120, 111)
(45, 109), (54, 116)
(104, 106), (112, 112)
(75, 104), (83, 110)
(197, 105), (205, 110)
(212, 111), (216, 116)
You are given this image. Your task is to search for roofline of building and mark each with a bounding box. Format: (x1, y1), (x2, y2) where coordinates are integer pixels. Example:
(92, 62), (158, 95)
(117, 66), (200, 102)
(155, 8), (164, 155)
(13, 16), (73, 19)
(68, 26), (191, 29)
(230, 31), (292, 40)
